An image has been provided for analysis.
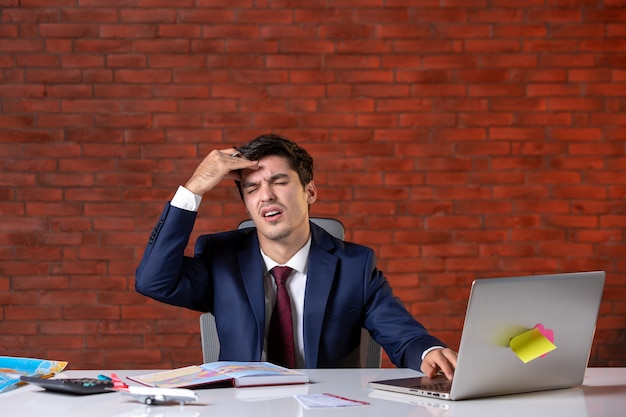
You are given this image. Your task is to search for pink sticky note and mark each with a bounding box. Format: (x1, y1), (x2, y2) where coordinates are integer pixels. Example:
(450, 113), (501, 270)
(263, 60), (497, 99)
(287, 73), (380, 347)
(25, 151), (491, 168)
(534, 324), (554, 358)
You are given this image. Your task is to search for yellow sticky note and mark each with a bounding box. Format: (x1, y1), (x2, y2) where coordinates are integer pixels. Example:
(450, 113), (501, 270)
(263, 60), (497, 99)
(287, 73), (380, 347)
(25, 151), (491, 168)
(510, 328), (557, 363)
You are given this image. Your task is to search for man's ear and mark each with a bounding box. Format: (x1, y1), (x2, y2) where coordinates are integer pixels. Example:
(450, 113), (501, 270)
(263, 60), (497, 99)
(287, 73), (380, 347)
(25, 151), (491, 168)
(306, 181), (317, 204)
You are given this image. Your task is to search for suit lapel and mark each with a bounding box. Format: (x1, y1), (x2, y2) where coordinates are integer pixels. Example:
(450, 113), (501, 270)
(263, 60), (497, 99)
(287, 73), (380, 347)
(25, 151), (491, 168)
(302, 225), (339, 368)
(236, 231), (266, 358)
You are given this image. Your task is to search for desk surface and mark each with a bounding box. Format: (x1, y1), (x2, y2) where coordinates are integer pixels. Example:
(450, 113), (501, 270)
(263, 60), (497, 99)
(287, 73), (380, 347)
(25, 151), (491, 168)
(2, 367), (625, 417)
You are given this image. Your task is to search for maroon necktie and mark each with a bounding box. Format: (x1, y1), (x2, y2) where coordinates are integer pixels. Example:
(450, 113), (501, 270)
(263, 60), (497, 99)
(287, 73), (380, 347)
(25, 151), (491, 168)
(268, 266), (295, 368)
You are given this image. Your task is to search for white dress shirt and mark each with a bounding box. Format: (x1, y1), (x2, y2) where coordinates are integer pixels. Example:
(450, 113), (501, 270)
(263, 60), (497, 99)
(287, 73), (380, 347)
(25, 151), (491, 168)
(259, 239), (310, 369)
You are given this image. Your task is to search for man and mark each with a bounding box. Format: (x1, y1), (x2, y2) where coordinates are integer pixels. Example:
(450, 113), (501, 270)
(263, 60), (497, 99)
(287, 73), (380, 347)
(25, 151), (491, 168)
(135, 133), (457, 378)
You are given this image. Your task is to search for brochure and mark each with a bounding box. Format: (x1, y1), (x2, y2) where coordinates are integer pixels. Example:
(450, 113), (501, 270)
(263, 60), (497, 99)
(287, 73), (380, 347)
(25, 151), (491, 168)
(0, 356), (68, 393)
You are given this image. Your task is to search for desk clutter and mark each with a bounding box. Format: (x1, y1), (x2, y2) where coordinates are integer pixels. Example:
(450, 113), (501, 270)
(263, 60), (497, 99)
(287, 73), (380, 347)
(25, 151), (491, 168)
(1, 367), (625, 416)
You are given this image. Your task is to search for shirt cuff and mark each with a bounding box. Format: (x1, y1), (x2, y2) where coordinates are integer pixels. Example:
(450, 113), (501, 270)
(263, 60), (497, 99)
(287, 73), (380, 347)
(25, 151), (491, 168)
(421, 346), (445, 361)
(170, 185), (202, 212)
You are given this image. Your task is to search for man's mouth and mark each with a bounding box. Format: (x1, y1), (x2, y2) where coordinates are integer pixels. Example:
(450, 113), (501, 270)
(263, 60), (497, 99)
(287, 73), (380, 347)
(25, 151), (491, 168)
(262, 208), (283, 218)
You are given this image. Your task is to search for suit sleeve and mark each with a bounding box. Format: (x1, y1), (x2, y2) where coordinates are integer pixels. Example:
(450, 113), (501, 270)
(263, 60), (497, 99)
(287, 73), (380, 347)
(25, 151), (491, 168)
(134, 203), (214, 312)
(361, 248), (447, 370)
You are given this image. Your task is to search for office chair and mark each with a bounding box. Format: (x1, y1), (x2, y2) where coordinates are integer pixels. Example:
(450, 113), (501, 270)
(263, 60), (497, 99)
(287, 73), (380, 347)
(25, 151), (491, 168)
(237, 217), (345, 240)
(199, 217), (382, 368)
(199, 312), (220, 363)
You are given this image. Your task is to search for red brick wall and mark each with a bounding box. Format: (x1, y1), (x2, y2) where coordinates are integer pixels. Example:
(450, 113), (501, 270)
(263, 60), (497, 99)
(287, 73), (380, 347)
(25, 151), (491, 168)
(1, 2), (625, 369)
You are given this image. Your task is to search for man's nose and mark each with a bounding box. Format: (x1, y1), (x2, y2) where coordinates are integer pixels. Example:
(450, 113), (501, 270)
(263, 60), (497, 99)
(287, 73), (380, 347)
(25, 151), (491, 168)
(258, 183), (276, 201)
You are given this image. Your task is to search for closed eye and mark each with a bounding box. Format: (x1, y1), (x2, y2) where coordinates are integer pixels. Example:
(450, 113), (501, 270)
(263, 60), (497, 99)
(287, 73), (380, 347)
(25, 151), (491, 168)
(242, 174), (290, 193)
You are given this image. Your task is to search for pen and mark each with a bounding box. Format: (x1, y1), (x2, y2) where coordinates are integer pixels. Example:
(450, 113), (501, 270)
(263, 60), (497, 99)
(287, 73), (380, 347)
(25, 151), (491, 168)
(322, 393), (370, 405)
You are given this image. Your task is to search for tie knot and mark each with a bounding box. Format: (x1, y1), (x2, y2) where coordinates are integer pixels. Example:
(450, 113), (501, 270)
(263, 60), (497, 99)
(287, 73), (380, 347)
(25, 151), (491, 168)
(271, 266), (293, 286)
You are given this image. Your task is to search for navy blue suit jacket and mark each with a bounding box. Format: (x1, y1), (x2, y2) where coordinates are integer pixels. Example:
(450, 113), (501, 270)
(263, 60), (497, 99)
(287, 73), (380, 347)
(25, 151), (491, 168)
(135, 203), (445, 370)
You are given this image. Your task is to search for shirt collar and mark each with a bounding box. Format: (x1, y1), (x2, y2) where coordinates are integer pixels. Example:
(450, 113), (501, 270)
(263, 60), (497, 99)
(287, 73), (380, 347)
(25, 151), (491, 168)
(260, 235), (311, 275)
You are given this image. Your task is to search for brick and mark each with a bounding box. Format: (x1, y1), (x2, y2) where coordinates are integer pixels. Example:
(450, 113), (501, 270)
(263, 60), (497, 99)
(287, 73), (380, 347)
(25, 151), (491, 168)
(93, 85), (151, 98)
(73, 39), (132, 53)
(423, 54), (479, 69)
(45, 39), (73, 53)
(524, 39), (579, 53)
(586, 8), (626, 22)
(0, 38), (44, 52)
(591, 113), (626, 126)
(103, 349), (163, 365)
(158, 23), (201, 38)
(550, 98), (604, 111)
(492, 98), (548, 112)
(490, 127), (545, 140)
(487, 54), (541, 68)
(0, 320), (38, 335)
(528, 83), (582, 96)
(37, 114), (93, 128)
(118, 8), (176, 23)
(551, 156), (606, 170)
(570, 143), (624, 155)
(56, 259), (110, 276)
(115, 69), (172, 83)
(179, 8), (236, 24)
(607, 23), (626, 37)
(551, 128), (603, 141)
(84, 68), (113, 83)
(24, 68), (83, 83)
(545, 215), (599, 228)
(100, 24), (157, 38)
(297, 4), (350, 19)
(513, 69), (568, 82)
(135, 39), (190, 54)
(201, 24), (260, 39)
(14, 53), (58, 67)
(5, 306), (63, 321)
(468, 39), (523, 53)
(59, 7), (118, 22)
(98, 288), (144, 306)
(93, 114), (152, 128)
(87, 334), (143, 349)
(458, 113), (513, 127)
(150, 53), (205, 68)
(337, 70), (394, 84)
(494, 24), (547, 37)
(0, 114), (35, 128)
(39, 23), (99, 38)
(105, 54), (147, 68)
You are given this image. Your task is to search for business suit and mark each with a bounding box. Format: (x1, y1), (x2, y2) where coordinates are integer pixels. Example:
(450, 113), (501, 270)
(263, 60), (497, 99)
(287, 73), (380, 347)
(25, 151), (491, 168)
(135, 203), (446, 370)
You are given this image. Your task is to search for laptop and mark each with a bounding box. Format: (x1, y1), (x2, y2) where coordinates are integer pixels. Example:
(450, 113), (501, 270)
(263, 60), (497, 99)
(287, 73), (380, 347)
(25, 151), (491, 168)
(369, 271), (605, 401)
(368, 386), (589, 417)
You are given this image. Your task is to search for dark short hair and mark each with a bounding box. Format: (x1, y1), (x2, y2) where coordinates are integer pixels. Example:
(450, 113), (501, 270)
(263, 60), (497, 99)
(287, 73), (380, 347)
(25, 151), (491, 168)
(235, 133), (314, 194)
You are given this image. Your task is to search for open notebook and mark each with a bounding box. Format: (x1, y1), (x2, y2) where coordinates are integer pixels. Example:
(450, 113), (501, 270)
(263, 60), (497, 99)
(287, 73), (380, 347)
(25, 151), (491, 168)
(370, 271), (605, 400)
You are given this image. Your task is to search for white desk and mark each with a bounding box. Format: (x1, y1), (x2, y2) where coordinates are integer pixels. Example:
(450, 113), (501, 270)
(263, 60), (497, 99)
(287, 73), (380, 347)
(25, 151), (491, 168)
(2, 368), (625, 417)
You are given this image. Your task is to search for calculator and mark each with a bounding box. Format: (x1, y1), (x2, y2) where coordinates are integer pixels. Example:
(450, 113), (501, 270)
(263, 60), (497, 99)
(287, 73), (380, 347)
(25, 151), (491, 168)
(20, 376), (115, 395)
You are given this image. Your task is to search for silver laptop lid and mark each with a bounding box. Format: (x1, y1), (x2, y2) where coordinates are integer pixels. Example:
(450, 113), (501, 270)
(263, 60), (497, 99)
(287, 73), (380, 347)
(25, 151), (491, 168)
(450, 271), (605, 400)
